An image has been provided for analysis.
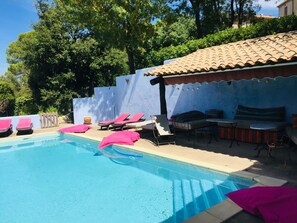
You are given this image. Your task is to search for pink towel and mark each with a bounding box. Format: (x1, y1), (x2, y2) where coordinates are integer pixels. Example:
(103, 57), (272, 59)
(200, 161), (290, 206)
(227, 186), (297, 223)
(99, 131), (140, 148)
(58, 124), (91, 133)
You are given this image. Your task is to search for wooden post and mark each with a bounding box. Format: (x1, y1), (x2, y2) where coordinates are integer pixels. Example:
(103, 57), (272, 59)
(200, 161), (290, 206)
(150, 77), (167, 116)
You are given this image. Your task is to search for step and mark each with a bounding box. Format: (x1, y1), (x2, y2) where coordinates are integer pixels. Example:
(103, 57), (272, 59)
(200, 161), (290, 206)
(173, 180), (185, 223)
(191, 179), (209, 212)
(200, 179), (222, 207)
(181, 179), (196, 219)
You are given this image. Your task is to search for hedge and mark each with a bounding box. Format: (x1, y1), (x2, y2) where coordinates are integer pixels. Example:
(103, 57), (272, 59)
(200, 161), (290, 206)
(147, 15), (297, 66)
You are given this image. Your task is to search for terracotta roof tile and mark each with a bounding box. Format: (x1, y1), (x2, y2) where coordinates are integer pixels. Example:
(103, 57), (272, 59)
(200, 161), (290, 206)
(145, 31), (297, 76)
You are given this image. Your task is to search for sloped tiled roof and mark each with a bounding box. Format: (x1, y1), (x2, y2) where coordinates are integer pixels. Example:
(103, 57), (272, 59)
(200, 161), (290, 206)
(145, 31), (297, 77)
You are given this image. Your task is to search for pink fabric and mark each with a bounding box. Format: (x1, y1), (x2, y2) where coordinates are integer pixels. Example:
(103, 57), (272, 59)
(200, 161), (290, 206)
(16, 118), (32, 130)
(113, 113), (144, 125)
(99, 131), (140, 148)
(98, 114), (130, 125)
(227, 186), (297, 223)
(58, 124), (91, 133)
(0, 119), (12, 131)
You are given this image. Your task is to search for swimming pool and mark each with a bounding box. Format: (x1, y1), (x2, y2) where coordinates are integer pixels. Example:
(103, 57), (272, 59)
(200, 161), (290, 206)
(0, 134), (255, 223)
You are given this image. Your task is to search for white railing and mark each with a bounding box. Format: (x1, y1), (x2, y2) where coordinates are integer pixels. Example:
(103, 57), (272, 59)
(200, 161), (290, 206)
(40, 112), (59, 128)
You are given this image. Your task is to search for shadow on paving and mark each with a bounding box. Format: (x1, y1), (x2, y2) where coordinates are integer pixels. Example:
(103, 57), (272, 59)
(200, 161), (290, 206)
(172, 131), (297, 223)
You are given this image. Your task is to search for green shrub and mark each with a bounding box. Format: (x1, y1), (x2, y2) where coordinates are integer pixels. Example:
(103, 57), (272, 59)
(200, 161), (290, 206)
(147, 15), (297, 66)
(0, 81), (15, 116)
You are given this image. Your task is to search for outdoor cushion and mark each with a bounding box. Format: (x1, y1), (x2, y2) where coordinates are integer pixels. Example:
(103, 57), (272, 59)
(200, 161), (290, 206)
(16, 118), (33, 131)
(58, 124), (91, 133)
(0, 119), (12, 133)
(173, 119), (213, 131)
(227, 186), (297, 223)
(235, 105), (285, 122)
(98, 114), (130, 125)
(171, 110), (206, 123)
(99, 130), (140, 148)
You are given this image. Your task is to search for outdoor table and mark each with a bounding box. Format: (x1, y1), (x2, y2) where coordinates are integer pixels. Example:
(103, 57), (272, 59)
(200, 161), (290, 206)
(250, 123), (279, 157)
(206, 118), (238, 148)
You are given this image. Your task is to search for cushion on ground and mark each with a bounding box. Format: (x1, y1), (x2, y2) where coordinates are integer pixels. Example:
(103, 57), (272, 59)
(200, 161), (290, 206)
(99, 130), (140, 148)
(58, 124), (91, 133)
(227, 186), (297, 223)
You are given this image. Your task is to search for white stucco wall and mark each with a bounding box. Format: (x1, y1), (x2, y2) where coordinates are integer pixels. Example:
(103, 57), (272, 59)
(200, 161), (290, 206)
(278, 0), (297, 16)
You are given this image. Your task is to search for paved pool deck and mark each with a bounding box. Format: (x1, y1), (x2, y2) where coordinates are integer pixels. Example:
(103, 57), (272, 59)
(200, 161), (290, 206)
(2, 124), (297, 223)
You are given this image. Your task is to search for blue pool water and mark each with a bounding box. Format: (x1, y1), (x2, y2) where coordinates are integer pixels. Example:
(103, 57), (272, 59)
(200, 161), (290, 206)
(0, 134), (255, 223)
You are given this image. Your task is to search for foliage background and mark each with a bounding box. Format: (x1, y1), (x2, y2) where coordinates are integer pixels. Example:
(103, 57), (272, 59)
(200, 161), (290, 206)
(1, 0), (296, 116)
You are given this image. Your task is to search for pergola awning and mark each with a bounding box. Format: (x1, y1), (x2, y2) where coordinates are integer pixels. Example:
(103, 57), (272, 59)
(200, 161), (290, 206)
(145, 31), (297, 85)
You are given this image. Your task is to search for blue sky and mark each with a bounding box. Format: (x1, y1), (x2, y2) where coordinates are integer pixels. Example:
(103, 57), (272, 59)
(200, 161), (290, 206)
(0, 0), (279, 76)
(0, 0), (38, 75)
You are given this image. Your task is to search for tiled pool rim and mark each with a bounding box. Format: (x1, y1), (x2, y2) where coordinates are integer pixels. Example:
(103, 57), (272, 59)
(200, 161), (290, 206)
(2, 132), (287, 223)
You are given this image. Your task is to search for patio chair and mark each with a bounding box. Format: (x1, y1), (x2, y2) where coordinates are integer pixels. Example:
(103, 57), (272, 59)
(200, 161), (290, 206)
(16, 118), (33, 134)
(152, 114), (175, 146)
(98, 113), (130, 130)
(112, 113), (145, 130)
(0, 119), (13, 136)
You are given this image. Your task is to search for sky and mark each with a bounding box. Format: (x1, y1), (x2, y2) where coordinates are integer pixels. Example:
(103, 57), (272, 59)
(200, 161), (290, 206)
(0, 0), (280, 76)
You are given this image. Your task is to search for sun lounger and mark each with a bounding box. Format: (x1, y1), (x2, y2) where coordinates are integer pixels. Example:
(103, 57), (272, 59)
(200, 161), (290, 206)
(0, 119), (13, 136)
(98, 113), (130, 130)
(112, 113), (145, 130)
(152, 114), (175, 146)
(16, 118), (33, 133)
(125, 120), (154, 129)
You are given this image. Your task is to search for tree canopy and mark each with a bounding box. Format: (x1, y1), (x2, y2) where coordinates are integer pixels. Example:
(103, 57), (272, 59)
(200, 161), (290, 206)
(3, 0), (295, 117)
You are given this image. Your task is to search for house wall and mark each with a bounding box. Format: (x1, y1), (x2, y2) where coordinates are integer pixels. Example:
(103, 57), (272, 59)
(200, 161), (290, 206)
(278, 0), (297, 16)
(73, 67), (297, 125)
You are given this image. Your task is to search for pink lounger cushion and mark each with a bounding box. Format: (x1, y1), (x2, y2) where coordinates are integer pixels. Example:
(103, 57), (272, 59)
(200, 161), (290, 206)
(227, 186), (297, 223)
(98, 114), (130, 125)
(0, 119), (12, 132)
(58, 124), (91, 133)
(99, 131), (140, 148)
(16, 118), (32, 130)
(113, 113), (145, 125)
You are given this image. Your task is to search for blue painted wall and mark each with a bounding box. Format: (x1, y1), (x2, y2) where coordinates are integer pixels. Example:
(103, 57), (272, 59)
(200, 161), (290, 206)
(73, 66), (297, 124)
(167, 76), (297, 122)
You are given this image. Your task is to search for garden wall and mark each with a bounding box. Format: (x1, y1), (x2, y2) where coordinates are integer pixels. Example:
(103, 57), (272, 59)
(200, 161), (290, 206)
(0, 114), (41, 132)
(73, 64), (297, 125)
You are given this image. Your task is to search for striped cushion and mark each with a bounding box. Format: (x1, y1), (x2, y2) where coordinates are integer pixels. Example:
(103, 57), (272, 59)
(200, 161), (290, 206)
(219, 127), (282, 144)
(235, 105), (285, 122)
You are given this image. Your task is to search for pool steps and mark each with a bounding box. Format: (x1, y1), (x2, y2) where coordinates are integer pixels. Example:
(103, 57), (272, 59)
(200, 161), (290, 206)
(173, 179), (237, 223)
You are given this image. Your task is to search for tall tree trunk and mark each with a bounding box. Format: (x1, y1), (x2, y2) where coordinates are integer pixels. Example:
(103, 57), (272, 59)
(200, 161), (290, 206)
(126, 46), (136, 74)
(190, 0), (203, 38)
(229, 0), (235, 27)
(237, 0), (244, 27)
